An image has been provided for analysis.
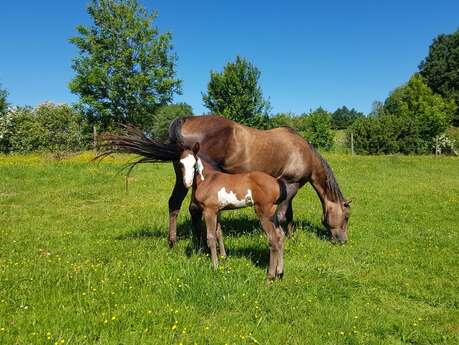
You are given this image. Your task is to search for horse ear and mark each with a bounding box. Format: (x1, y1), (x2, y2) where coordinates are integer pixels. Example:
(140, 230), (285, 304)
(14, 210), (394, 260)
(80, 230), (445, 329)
(192, 142), (200, 154)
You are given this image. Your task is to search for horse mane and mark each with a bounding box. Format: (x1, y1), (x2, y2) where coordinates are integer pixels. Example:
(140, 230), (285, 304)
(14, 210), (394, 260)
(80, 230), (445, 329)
(307, 142), (344, 202)
(168, 116), (191, 144)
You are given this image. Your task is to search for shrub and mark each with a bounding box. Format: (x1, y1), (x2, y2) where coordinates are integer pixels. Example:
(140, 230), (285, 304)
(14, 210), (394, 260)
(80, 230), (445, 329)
(0, 102), (89, 153)
(152, 103), (193, 140)
(303, 108), (334, 150)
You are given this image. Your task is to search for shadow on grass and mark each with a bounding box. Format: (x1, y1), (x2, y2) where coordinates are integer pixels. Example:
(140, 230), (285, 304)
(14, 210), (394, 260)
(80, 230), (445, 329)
(116, 215), (331, 269)
(115, 221), (192, 241)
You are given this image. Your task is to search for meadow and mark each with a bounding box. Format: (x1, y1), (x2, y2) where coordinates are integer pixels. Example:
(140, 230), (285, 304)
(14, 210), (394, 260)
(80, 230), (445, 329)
(0, 152), (458, 345)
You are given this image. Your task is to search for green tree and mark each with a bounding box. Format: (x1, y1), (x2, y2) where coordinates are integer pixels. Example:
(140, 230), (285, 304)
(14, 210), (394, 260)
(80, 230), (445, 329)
(304, 107), (334, 150)
(419, 29), (459, 125)
(384, 74), (456, 145)
(69, 0), (181, 131)
(152, 103), (193, 140)
(0, 83), (8, 115)
(202, 56), (270, 128)
(0, 103), (88, 153)
(331, 106), (364, 129)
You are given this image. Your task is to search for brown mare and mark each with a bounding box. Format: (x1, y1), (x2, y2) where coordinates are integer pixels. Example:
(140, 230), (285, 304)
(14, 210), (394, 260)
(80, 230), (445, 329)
(178, 143), (287, 281)
(101, 115), (351, 247)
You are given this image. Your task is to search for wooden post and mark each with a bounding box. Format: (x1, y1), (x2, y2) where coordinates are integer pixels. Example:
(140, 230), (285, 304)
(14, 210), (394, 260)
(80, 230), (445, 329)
(93, 125), (97, 151)
(350, 132), (354, 155)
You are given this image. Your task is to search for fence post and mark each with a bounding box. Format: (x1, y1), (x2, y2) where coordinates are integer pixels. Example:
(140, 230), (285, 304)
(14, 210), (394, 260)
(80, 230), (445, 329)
(350, 132), (354, 155)
(93, 125), (97, 151)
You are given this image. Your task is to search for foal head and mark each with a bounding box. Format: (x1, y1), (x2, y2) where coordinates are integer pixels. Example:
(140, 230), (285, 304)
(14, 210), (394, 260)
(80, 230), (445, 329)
(322, 199), (351, 244)
(178, 143), (202, 188)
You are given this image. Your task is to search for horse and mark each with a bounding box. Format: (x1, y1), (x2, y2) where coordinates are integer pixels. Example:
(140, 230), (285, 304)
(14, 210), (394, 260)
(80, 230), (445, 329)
(178, 143), (287, 281)
(100, 115), (351, 247)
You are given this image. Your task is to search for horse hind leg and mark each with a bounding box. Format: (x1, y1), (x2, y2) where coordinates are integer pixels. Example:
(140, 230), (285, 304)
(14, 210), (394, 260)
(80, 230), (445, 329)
(216, 219), (226, 258)
(168, 163), (189, 248)
(203, 208), (219, 269)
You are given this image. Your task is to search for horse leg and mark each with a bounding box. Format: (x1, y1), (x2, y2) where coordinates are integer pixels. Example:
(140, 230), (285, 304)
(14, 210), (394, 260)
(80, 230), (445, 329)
(276, 182), (300, 237)
(256, 205), (283, 282)
(189, 201), (205, 250)
(168, 163), (188, 248)
(216, 218), (226, 258)
(286, 200), (295, 237)
(275, 226), (285, 279)
(203, 208), (219, 269)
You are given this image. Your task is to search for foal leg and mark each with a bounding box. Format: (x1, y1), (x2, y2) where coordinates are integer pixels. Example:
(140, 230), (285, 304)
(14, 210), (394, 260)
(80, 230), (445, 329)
(168, 163), (188, 248)
(256, 205), (283, 282)
(216, 219), (226, 258)
(203, 208), (219, 269)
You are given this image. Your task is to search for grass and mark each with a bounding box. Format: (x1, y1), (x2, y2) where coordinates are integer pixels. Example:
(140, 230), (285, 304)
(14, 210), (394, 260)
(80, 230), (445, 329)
(0, 152), (458, 345)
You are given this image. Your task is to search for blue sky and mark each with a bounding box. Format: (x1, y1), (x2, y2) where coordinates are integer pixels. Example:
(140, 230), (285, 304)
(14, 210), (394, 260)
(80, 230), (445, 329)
(0, 0), (458, 115)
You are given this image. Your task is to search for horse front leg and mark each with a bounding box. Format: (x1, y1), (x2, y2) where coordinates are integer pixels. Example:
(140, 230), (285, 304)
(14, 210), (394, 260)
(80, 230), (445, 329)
(189, 200), (205, 250)
(276, 182), (299, 238)
(168, 163), (188, 248)
(216, 218), (227, 258)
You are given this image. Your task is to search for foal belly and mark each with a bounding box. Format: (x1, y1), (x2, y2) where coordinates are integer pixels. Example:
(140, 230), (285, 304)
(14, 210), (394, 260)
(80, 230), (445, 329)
(217, 187), (254, 210)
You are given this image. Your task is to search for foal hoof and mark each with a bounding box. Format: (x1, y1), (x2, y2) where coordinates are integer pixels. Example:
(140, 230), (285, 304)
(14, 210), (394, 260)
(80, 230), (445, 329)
(168, 239), (176, 248)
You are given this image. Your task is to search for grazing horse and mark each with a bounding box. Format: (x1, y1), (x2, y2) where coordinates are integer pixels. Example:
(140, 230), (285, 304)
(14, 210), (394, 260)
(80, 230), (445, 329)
(178, 143), (287, 281)
(100, 115), (351, 246)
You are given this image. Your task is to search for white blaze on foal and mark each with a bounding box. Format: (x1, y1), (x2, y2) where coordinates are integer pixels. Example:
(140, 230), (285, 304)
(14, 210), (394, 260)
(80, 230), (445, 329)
(180, 154), (196, 188)
(217, 187), (254, 208)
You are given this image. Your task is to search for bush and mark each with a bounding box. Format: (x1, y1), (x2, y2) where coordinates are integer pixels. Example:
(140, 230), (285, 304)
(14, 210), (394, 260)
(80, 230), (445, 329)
(0, 102), (89, 153)
(152, 103), (193, 140)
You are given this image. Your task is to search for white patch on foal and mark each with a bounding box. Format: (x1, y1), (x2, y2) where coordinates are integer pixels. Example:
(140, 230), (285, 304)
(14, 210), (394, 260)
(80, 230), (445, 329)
(196, 158), (204, 181)
(217, 187), (253, 208)
(180, 154), (196, 188)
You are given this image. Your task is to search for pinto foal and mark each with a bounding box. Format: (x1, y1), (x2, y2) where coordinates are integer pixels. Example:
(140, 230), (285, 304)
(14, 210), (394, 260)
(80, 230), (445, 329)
(179, 144), (287, 281)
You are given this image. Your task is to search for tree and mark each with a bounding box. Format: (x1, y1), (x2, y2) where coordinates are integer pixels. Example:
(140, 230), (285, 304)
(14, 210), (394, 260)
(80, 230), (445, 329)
(331, 106), (364, 129)
(202, 56), (270, 128)
(152, 103), (193, 140)
(69, 0), (181, 131)
(384, 74), (455, 145)
(305, 107), (334, 150)
(419, 29), (459, 125)
(0, 83), (8, 115)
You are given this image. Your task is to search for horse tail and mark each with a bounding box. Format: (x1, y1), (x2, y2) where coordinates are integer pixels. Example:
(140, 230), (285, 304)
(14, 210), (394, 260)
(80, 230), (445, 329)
(96, 125), (181, 173)
(276, 178), (288, 204)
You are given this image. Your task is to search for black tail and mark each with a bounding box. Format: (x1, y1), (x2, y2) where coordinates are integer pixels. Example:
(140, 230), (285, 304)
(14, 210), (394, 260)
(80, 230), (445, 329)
(96, 125), (181, 174)
(276, 178), (288, 204)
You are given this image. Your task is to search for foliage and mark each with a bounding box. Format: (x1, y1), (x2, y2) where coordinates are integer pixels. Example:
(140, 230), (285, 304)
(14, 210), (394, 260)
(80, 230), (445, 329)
(0, 103), (88, 153)
(1, 153), (458, 344)
(268, 109), (334, 150)
(350, 75), (456, 154)
(69, 0), (181, 131)
(303, 107), (334, 150)
(384, 74), (455, 142)
(331, 106), (364, 129)
(0, 83), (8, 115)
(202, 56), (270, 128)
(419, 28), (459, 125)
(432, 133), (457, 155)
(152, 103), (193, 140)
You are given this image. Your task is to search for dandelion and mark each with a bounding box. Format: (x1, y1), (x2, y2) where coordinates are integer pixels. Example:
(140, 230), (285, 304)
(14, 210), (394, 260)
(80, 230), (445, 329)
(171, 324), (177, 331)
(112, 316), (116, 320)
(61, 340), (65, 344)
(340, 331), (345, 335)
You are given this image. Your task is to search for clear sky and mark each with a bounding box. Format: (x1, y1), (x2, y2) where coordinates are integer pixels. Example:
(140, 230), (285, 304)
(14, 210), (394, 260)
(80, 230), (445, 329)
(1, 0), (458, 115)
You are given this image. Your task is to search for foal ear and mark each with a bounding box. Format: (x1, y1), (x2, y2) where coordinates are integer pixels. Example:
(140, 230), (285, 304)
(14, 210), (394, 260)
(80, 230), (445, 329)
(192, 142), (200, 154)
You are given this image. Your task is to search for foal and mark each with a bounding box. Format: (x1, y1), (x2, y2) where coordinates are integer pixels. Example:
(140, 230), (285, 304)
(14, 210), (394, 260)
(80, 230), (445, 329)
(179, 143), (287, 281)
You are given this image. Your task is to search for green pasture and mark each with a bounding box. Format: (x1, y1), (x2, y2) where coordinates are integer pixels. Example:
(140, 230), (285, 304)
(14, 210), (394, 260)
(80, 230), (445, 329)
(0, 153), (458, 344)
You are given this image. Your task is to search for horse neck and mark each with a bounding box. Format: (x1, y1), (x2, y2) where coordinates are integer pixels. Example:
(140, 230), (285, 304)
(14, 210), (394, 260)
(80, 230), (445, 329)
(308, 152), (344, 213)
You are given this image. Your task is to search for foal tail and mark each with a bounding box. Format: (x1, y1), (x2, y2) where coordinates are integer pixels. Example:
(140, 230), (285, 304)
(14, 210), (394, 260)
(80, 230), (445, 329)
(96, 125), (181, 174)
